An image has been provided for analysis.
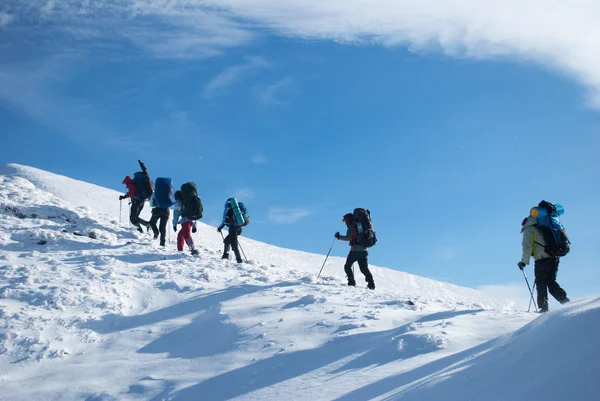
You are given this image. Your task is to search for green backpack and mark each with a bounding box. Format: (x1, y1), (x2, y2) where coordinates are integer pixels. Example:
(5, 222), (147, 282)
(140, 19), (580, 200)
(180, 182), (203, 220)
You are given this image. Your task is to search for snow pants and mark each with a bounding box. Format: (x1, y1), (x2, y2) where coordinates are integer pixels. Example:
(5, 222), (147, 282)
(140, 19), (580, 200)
(344, 251), (374, 285)
(224, 226), (243, 262)
(177, 221), (195, 252)
(149, 207), (170, 246)
(130, 198), (149, 232)
(534, 257), (568, 311)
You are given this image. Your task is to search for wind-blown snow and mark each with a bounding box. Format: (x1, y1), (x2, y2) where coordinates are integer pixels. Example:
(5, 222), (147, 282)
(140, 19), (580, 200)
(0, 163), (596, 401)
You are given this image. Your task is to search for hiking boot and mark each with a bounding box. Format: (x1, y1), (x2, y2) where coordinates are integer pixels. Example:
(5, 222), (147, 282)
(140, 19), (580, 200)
(137, 227), (144, 233)
(191, 249), (199, 255)
(236, 258), (243, 263)
(561, 297), (570, 304)
(538, 308), (548, 313)
(347, 278), (356, 287)
(153, 234), (159, 240)
(367, 282), (375, 290)
(222, 252), (229, 260)
(159, 241), (165, 247)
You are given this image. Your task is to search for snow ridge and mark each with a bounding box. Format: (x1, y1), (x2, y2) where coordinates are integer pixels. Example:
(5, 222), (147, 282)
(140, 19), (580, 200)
(1, 164), (596, 401)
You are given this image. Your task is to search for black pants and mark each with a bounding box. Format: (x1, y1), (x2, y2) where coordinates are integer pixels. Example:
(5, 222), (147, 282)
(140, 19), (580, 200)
(149, 207), (170, 245)
(130, 198), (149, 231)
(535, 257), (568, 311)
(344, 251), (374, 284)
(224, 226), (243, 262)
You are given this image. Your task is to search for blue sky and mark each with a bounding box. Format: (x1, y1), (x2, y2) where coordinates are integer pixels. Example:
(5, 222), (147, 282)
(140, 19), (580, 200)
(1, 1), (600, 302)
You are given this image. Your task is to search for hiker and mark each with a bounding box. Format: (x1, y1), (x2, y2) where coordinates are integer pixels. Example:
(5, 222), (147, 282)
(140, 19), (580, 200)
(173, 190), (199, 255)
(518, 201), (570, 312)
(149, 177), (175, 247)
(335, 211), (375, 290)
(217, 198), (250, 263)
(119, 160), (153, 233)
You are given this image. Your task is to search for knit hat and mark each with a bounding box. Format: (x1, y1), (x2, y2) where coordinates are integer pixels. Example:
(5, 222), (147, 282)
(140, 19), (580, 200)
(342, 213), (354, 225)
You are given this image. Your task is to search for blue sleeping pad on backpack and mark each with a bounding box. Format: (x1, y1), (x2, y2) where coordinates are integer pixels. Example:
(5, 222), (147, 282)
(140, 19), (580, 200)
(154, 177), (175, 208)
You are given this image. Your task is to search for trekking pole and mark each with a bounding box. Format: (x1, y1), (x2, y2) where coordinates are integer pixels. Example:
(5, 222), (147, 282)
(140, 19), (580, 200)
(239, 241), (248, 262)
(522, 269), (538, 312)
(119, 199), (122, 227)
(528, 282), (537, 312)
(317, 238), (337, 279)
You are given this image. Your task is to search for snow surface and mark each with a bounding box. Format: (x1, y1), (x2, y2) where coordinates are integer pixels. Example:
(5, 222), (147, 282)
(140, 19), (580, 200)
(0, 163), (597, 401)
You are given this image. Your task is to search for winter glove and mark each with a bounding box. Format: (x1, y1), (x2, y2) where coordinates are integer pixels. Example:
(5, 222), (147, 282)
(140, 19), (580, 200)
(334, 231), (341, 239)
(517, 262), (526, 270)
(217, 225), (223, 233)
(119, 195), (126, 200)
(173, 225), (177, 232)
(192, 226), (197, 234)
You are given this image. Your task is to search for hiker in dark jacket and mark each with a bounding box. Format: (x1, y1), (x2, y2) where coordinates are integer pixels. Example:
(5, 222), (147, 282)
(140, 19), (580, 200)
(148, 193), (169, 247)
(119, 176), (149, 233)
(335, 213), (375, 289)
(519, 215), (569, 312)
(217, 199), (249, 263)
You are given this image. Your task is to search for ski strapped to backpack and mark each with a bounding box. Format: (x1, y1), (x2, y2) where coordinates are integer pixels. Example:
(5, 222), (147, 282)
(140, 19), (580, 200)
(153, 177), (175, 208)
(352, 208), (377, 248)
(180, 182), (203, 220)
(132, 160), (154, 200)
(227, 198), (250, 227)
(531, 200), (570, 257)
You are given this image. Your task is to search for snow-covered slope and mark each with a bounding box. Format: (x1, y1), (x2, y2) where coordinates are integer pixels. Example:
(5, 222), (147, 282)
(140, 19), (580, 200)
(0, 164), (596, 401)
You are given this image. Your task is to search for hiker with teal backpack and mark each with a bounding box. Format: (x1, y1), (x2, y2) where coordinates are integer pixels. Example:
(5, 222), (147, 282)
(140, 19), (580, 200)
(173, 182), (203, 255)
(119, 160), (153, 233)
(217, 198), (250, 263)
(518, 200), (570, 313)
(149, 177), (175, 247)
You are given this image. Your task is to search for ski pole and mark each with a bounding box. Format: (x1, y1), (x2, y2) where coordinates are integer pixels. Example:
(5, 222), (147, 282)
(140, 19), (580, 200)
(119, 199), (122, 227)
(239, 241), (248, 262)
(522, 269), (538, 312)
(528, 282), (537, 312)
(317, 238), (337, 279)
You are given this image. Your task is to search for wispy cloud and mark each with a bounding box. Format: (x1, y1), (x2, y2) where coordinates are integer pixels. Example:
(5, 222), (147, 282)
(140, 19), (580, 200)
(251, 153), (268, 164)
(268, 207), (311, 224)
(202, 57), (269, 99)
(4, 1), (600, 107)
(255, 76), (292, 105)
(0, 12), (13, 28)
(206, 0), (600, 108)
(233, 188), (255, 199)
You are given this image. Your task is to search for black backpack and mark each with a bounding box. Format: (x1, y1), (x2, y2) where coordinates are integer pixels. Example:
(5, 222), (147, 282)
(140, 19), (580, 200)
(133, 160), (154, 200)
(180, 182), (203, 220)
(535, 201), (570, 257)
(352, 208), (377, 248)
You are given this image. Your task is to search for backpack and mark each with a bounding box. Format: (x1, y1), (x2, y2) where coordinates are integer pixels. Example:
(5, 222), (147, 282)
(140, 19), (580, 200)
(133, 171), (154, 200)
(153, 177), (175, 208)
(352, 208), (377, 248)
(535, 200), (570, 257)
(180, 182), (203, 220)
(228, 198), (250, 226)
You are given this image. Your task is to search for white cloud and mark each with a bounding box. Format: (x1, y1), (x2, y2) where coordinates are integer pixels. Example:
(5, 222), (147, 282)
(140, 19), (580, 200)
(202, 0), (600, 107)
(233, 188), (255, 199)
(0, 12), (14, 28)
(4, 1), (600, 106)
(268, 207), (311, 224)
(251, 153), (268, 164)
(255, 76), (292, 105)
(202, 57), (269, 99)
